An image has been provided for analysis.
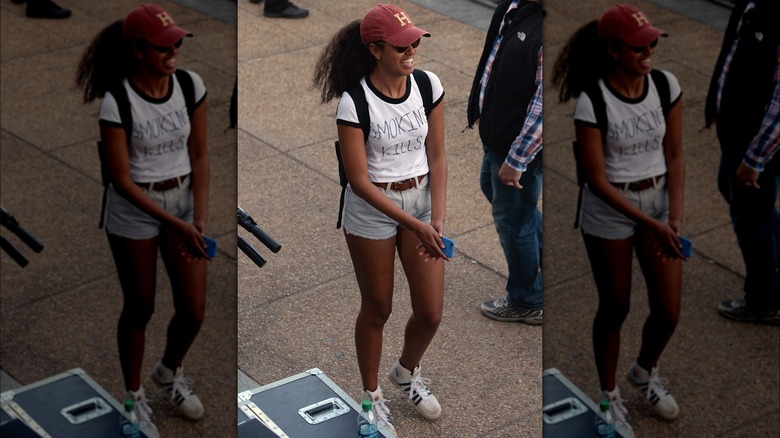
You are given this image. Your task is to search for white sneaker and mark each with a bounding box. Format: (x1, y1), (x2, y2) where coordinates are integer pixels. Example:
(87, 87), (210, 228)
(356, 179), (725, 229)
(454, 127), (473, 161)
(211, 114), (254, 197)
(388, 358), (442, 419)
(125, 386), (159, 438)
(361, 386), (395, 434)
(601, 387), (634, 438)
(151, 360), (204, 420)
(625, 360), (679, 420)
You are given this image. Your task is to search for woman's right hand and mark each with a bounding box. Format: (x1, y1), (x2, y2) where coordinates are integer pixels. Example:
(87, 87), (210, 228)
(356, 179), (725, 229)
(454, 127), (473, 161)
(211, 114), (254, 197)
(414, 219), (448, 262)
(173, 219), (209, 260)
(649, 219), (685, 261)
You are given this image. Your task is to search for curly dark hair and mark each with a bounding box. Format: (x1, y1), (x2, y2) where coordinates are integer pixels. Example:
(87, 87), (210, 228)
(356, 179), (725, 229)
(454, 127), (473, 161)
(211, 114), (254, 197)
(313, 20), (377, 104)
(551, 19), (615, 103)
(75, 20), (139, 103)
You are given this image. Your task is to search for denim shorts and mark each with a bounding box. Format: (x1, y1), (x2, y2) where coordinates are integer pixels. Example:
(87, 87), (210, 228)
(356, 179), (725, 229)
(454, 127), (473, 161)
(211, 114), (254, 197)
(104, 176), (193, 239)
(342, 175), (431, 240)
(579, 175), (669, 240)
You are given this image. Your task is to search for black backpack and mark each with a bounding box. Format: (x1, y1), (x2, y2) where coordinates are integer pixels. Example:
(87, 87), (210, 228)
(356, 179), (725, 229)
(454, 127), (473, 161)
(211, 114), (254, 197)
(572, 69), (671, 228)
(334, 69), (434, 229)
(98, 70), (196, 228)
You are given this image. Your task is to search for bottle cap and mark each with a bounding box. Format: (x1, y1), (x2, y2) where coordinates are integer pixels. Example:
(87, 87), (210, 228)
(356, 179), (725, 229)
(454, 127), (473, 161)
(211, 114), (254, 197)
(361, 400), (373, 412)
(599, 399), (610, 412)
(124, 399), (135, 411)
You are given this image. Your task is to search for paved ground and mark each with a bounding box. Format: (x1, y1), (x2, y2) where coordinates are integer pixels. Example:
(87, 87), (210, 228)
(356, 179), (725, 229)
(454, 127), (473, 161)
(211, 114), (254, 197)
(236, 0), (542, 437)
(2, 0), (777, 437)
(0, 1), (237, 436)
(543, 0), (779, 437)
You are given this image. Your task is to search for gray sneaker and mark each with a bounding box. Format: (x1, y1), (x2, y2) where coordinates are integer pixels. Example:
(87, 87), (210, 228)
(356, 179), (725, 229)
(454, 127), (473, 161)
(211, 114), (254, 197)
(480, 296), (542, 324)
(718, 296), (780, 325)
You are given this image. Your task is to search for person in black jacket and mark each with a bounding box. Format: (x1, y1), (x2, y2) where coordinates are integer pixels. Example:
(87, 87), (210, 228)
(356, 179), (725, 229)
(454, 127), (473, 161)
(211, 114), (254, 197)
(705, 0), (779, 325)
(466, 0), (543, 324)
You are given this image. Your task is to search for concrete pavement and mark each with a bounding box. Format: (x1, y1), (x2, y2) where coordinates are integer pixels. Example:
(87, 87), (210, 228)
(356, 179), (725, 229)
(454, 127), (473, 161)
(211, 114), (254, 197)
(543, 0), (779, 437)
(0, 1), (237, 436)
(236, 0), (541, 437)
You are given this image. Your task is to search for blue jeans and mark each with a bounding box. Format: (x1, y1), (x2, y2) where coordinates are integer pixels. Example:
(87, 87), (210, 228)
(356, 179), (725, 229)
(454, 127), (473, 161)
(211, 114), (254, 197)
(717, 153), (780, 309)
(480, 146), (543, 310)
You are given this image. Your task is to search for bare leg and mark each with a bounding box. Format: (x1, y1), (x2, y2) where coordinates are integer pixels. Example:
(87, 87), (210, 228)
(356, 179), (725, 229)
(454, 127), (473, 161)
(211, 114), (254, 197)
(396, 227), (444, 369)
(584, 233), (634, 391)
(634, 227), (682, 370)
(158, 226), (208, 369)
(346, 233), (397, 391)
(108, 233), (159, 391)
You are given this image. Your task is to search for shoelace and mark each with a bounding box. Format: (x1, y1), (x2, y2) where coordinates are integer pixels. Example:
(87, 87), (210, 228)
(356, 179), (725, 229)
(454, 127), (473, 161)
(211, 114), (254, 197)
(134, 397), (155, 427)
(609, 396), (631, 426)
(371, 396), (393, 427)
(647, 373), (671, 400)
(409, 373), (433, 400)
(171, 372), (196, 400)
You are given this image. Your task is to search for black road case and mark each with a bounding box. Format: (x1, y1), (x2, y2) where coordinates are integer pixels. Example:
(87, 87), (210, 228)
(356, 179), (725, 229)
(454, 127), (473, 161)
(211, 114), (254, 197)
(543, 368), (630, 437)
(237, 368), (396, 438)
(0, 368), (155, 438)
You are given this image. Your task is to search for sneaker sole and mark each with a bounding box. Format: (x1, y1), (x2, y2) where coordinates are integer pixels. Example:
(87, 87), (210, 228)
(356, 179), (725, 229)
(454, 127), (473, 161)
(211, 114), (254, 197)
(387, 373), (442, 420)
(150, 371), (204, 420)
(480, 309), (543, 324)
(623, 374), (679, 421)
(717, 309), (780, 325)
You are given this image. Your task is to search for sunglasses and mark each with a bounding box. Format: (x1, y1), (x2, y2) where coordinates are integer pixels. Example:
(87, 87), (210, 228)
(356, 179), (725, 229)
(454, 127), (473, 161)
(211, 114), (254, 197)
(376, 38), (421, 53)
(627, 38), (658, 53)
(151, 39), (183, 53)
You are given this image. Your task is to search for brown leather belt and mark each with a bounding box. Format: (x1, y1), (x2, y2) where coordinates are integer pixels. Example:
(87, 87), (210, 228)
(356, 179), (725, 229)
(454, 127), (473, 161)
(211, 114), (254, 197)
(135, 174), (189, 192)
(372, 174), (427, 192)
(610, 174), (664, 192)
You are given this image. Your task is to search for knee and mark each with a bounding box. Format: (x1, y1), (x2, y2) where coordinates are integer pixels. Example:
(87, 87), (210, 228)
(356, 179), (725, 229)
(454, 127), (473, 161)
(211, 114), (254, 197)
(596, 302), (630, 329)
(121, 301), (155, 328)
(414, 309), (442, 332)
(360, 302), (392, 328)
(176, 304), (205, 329)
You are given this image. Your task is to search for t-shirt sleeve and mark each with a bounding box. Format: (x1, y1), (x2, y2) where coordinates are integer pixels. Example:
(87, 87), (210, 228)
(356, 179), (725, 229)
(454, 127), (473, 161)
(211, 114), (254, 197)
(336, 91), (361, 129)
(424, 70), (445, 109)
(98, 91), (123, 128)
(573, 92), (598, 127)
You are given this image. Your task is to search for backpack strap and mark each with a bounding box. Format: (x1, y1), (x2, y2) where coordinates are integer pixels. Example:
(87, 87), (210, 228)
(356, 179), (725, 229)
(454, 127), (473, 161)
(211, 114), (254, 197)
(334, 81), (370, 229)
(412, 69), (433, 117)
(98, 81), (132, 229)
(650, 69), (671, 118)
(572, 81), (607, 229)
(175, 69), (197, 119)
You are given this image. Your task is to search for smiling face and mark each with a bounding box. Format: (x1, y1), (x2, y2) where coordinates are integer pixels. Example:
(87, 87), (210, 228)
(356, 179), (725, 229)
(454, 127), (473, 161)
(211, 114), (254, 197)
(370, 38), (419, 78)
(133, 39), (182, 77)
(609, 39), (655, 78)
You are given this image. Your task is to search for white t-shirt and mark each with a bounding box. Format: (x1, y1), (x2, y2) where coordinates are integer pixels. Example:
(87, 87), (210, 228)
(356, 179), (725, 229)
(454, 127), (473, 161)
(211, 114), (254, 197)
(99, 70), (207, 183)
(574, 70), (681, 183)
(336, 70), (444, 183)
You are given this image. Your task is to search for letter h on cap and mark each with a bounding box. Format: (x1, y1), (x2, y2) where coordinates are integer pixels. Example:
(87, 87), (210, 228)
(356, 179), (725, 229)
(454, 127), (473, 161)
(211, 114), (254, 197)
(156, 12), (174, 27)
(394, 12), (412, 27)
(631, 12), (649, 27)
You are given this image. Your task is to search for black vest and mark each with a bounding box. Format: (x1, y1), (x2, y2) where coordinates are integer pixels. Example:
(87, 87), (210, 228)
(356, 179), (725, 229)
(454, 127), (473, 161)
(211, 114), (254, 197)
(467, 0), (543, 156)
(705, 0), (779, 156)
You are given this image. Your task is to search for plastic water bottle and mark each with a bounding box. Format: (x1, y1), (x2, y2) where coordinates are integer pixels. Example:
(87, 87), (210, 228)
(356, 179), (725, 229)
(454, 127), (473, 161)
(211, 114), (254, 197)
(357, 400), (378, 438)
(119, 399), (141, 438)
(595, 399), (616, 438)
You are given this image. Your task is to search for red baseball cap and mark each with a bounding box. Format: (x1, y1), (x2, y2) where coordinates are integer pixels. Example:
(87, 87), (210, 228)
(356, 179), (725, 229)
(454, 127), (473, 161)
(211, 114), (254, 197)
(598, 4), (667, 46)
(360, 4), (430, 46)
(123, 4), (192, 46)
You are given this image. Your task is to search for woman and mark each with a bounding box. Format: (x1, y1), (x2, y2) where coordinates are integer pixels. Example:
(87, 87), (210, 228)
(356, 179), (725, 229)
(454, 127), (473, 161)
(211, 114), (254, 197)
(76, 4), (209, 434)
(313, 3), (447, 432)
(552, 4), (684, 435)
